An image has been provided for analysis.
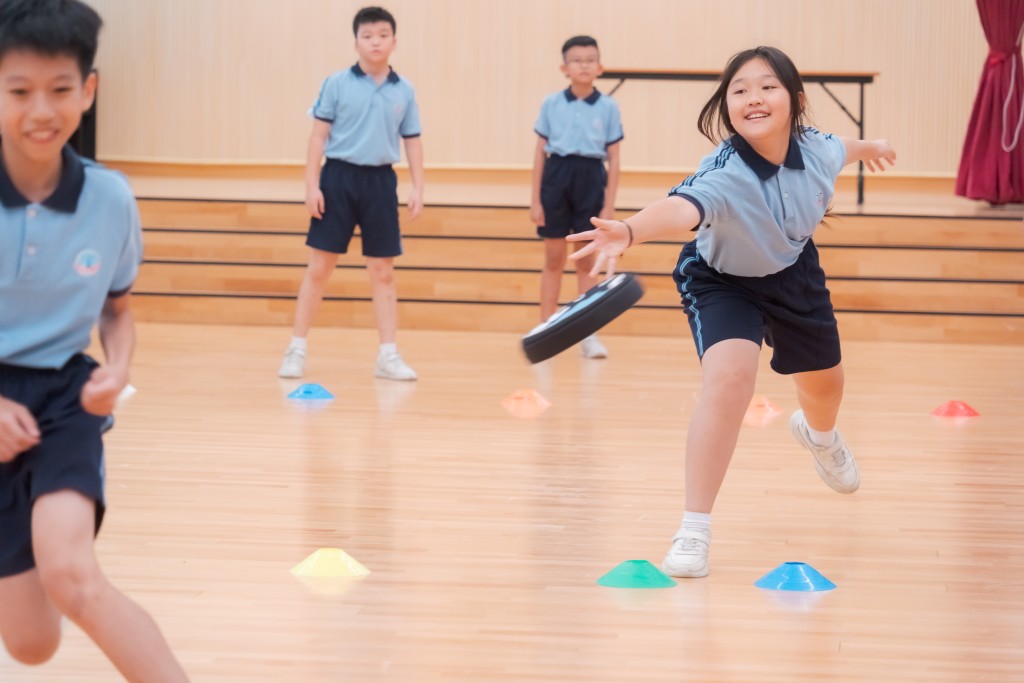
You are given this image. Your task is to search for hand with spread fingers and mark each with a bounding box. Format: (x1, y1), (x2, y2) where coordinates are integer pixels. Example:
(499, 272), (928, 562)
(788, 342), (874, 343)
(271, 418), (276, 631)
(567, 217), (631, 278)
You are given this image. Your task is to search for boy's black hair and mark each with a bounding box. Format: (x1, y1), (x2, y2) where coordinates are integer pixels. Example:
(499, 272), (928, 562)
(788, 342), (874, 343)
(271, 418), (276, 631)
(353, 6), (396, 37)
(697, 46), (808, 144)
(561, 35), (598, 59)
(0, 0), (102, 79)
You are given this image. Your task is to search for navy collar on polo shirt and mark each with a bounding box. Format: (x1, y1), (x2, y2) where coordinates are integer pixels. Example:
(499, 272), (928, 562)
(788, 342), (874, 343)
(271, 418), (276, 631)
(563, 87), (601, 104)
(730, 134), (805, 181)
(351, 62), (400, 84)
(0, 144), (84, 213)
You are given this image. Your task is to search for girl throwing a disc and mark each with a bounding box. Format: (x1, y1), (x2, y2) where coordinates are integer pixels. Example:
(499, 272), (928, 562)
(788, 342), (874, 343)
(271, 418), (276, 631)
(568, 46), (895, 578)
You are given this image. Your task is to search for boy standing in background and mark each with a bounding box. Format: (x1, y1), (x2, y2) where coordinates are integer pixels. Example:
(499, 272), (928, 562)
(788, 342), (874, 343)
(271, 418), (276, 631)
(531, 35), (623, 359)
(279, 6), (424, 381)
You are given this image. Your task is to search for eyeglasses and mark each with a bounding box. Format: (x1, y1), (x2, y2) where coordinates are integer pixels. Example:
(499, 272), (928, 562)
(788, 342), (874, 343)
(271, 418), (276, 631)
(566, 58), (599, 66)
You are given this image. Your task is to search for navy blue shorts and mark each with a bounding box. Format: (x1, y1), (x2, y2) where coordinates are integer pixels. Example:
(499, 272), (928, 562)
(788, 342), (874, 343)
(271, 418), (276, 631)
(672, 240), (841, 375)
(537, 155), (606, 238)
(0, 355), (106, 578)
(307, 159), (402, 257)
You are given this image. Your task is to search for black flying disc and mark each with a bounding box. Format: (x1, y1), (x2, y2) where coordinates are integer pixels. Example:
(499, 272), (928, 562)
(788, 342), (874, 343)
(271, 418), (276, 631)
(522, 272), (644, 364)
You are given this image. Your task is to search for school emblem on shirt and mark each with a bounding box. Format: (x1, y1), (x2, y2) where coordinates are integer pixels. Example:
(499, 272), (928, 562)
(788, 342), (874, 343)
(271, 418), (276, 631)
(73, 249), (102, 276)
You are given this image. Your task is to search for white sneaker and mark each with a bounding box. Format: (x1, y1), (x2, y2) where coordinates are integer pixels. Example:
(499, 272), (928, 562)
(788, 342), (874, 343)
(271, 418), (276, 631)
(375, 352), (417, 381)
(661, 527), (710, 578)
(580, 335), (608, 359)
(790, 410), (860, 494)
(278, 347), (306, 378)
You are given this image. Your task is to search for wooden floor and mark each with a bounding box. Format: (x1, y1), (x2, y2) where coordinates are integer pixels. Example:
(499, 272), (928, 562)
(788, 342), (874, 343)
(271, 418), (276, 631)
(3, 324), (1022, 682)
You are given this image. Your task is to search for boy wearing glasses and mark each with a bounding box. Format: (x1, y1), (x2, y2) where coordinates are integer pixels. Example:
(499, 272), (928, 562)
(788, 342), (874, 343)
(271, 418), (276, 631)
(529, 36), (623, 359)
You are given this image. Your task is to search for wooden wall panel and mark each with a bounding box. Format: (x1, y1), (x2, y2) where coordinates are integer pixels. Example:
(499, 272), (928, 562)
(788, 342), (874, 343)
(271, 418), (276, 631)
(86, 0), (989, 175)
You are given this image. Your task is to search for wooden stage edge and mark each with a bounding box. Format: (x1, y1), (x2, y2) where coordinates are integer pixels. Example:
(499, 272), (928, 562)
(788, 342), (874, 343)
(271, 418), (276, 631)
(107, 161), (1024, 219)
(112, 162), (1023, 346)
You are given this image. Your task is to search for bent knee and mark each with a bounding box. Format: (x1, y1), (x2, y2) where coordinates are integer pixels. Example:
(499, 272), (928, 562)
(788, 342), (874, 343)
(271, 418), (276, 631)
(703, 368), (757, 403)
(37, 560), (105, 622)
(4, 633), (60, 666)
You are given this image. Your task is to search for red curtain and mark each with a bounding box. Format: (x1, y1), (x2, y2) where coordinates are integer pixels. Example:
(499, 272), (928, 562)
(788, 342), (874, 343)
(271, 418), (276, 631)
(955, 0), (1024, 204)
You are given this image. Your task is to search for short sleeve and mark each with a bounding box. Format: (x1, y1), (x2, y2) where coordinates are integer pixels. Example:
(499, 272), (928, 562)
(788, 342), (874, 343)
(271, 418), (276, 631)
(534, 98), (551, 139)
(803, 127), (846, 181)
(667, 148), (736, 229)
(310, 75), (337, 122)
(110, 196), (142, 297)
(400, 85), (421, 138)
(824, 132), (846, 179)
(605, 99), (624, 146)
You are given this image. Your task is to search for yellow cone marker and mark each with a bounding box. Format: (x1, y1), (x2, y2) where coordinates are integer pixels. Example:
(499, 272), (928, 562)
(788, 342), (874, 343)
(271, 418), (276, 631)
(290, 548), (370, 578)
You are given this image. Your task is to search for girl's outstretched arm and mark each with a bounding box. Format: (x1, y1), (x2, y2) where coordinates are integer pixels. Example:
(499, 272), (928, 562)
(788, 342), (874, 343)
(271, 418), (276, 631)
(568, 196), (700, 277)
(842, 138), (896, 173)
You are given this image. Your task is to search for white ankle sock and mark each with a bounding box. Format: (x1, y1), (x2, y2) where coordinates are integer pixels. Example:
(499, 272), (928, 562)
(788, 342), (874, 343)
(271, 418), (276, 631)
(379, 343), (397, 358)
(682, 511), (712, 532)
(807, 425), (837, 447)
(289, 337), (307, 351)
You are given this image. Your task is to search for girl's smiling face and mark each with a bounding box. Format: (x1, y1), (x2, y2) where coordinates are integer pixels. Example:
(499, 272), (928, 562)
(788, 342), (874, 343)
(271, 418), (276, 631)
(726, 57), (797, 148)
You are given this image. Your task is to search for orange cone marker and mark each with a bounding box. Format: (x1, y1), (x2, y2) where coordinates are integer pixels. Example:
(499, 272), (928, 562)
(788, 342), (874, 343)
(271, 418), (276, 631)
(744, 394), (782, 427)
(931, 400), (979, 417)
(502, 388), (551, 419)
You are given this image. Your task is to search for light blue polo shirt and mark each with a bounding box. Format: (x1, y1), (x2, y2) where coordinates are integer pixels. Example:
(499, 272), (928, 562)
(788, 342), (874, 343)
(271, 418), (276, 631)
(669, 127), (846, 277)
(310, 63), (421, 166)
(0, 146), (142, 369)
(535, 88), (624, 160)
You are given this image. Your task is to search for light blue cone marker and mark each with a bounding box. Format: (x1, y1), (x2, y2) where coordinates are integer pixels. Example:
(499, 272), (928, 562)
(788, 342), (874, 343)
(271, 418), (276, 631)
(755, 562), (836, 591)
(287, 383), (334, 400)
